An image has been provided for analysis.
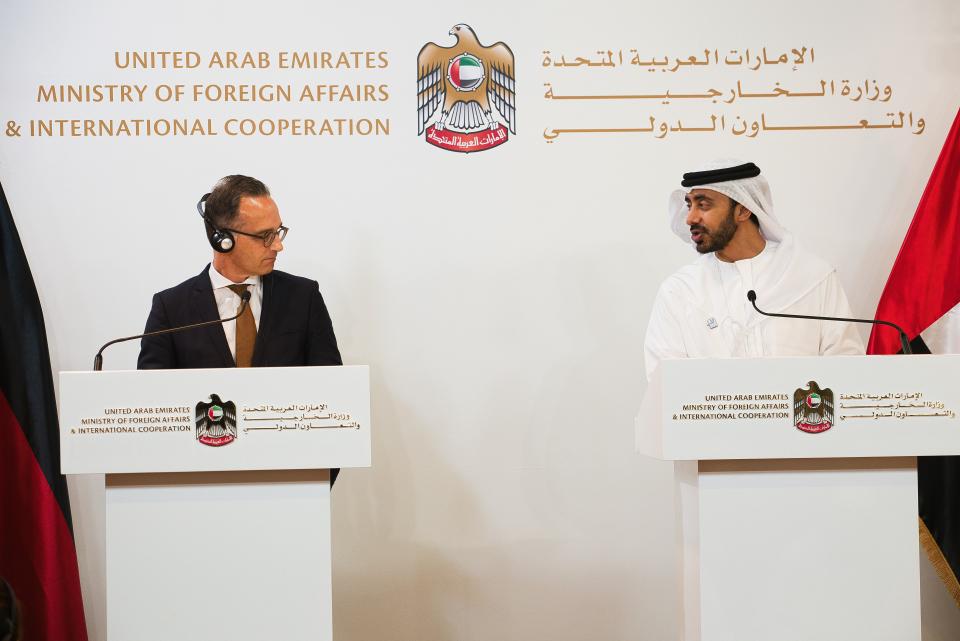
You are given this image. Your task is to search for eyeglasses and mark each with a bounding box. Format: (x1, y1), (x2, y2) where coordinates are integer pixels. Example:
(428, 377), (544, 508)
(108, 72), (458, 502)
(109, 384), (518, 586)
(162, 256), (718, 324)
(223, 225), (289, 247)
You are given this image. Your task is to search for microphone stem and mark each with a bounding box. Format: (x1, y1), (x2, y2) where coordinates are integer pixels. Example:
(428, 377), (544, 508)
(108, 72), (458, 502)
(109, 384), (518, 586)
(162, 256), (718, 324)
(748, 299), (913, 355)
(93, 297), (250, 371)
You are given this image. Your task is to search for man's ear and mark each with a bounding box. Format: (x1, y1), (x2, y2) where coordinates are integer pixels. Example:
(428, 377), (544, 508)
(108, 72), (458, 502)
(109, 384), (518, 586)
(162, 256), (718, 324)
(735, 205), (753, 222)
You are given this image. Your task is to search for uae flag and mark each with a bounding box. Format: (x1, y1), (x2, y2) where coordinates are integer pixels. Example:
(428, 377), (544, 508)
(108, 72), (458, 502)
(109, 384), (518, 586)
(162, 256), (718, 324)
(0, 182), (89, 639)
(867, 107), (960, 607)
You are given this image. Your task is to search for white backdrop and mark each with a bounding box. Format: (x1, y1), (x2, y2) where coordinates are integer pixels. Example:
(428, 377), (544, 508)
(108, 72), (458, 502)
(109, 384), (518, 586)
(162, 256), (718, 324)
(2, 1), (959, 639)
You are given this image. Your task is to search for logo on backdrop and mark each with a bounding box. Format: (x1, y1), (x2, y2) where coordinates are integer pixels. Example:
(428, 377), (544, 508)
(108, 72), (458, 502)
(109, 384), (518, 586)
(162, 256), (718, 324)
(195, 394), (237, 446)
(793, 381), (834, 434)
(417, 23), (516, 153)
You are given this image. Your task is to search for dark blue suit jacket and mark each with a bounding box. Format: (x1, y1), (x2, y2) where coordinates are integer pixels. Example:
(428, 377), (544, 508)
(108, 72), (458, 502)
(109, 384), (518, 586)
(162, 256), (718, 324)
(137, 265), (341, 369)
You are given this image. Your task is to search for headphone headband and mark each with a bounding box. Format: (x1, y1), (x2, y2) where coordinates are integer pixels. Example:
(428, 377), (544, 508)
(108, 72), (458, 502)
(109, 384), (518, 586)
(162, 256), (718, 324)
(196, 192), (211, 219)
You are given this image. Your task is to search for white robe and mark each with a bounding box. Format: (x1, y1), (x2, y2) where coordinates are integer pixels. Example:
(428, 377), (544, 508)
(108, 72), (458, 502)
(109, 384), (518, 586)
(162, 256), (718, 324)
(644, 239), (864, 380)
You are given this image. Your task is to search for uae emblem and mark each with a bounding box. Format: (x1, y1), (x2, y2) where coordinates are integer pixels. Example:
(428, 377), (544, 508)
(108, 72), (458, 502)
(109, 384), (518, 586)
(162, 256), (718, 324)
(417, 24), (516, 153)
(195, 394), (237, 447)
(793, 381), (835, 434)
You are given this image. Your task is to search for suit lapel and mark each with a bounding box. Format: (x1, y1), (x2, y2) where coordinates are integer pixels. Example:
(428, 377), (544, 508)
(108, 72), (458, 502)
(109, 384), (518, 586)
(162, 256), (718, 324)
(191, 265), (235, 367)
(252, 272), (276, 367)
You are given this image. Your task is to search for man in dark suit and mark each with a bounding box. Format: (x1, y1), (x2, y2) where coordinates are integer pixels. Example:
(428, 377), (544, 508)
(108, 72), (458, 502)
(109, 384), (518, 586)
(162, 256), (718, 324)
(138, 175), (342, 482)
(137, 175), (341, 370)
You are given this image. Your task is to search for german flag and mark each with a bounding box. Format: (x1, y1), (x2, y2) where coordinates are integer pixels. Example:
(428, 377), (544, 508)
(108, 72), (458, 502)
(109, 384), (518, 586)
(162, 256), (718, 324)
(0, 181), (88, 639)
(868, 108), (960, 607)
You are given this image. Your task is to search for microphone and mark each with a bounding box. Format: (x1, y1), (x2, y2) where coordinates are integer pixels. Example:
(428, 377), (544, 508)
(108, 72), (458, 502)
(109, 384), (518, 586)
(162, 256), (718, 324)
(93, 290), (252, 371)
(746, 290), (913, 355)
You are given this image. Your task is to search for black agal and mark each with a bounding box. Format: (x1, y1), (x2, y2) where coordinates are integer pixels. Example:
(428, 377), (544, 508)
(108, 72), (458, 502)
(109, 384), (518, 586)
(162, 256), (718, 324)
(681, 162), (761, 187)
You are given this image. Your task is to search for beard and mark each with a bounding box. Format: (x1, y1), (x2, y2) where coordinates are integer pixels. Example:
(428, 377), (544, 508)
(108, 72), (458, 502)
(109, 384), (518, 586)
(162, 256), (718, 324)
(690, 207), (738, 254)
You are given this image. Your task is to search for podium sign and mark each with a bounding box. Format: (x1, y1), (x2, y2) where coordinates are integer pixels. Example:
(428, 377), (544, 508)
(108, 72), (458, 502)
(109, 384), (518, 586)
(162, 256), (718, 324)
(61, 365), (370, 473)
(639, 354), (960, 460)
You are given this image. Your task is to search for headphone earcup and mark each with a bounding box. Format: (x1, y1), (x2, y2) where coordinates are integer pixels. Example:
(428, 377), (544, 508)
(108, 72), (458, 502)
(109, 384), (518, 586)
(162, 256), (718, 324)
(204, 218), (234, 253)
(209, 229), (235, 253)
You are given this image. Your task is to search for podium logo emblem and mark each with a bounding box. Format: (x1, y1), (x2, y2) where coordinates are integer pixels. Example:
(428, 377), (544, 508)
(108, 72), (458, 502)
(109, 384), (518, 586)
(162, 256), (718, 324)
(793, 381), (834, 434)
(417, 24), (516, 153)
(195, 394), (237, 446)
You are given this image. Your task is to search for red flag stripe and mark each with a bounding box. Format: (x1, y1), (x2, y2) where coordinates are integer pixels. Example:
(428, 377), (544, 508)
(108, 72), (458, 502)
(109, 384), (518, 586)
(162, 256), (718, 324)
(0, 388), (88, 641)
(868, 108), (960, 354)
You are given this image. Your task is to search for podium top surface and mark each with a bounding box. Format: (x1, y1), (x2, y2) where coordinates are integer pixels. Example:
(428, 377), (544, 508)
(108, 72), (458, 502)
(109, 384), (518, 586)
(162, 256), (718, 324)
(59, 365), (371, 474)
(636, 355), (960, 461)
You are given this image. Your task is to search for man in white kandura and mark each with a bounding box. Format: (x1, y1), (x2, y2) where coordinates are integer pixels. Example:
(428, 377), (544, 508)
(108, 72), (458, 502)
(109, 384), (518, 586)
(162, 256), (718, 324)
(643, 159), (864, 380)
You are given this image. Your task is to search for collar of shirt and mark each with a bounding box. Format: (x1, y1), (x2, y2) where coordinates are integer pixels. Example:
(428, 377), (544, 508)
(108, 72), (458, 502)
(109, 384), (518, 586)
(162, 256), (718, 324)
(715, 240), (780, 281)
(209, 265), (261, 296)
(714, 240), (781, 340)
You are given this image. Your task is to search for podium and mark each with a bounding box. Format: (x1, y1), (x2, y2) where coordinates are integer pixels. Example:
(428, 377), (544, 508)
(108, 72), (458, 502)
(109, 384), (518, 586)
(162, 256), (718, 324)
(637, 355), (960, 641)
(60, 365), (371, 641)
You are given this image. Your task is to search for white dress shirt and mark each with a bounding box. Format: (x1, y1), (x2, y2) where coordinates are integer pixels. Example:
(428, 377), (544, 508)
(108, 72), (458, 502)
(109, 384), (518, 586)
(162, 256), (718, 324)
(208, 266), (263, 361)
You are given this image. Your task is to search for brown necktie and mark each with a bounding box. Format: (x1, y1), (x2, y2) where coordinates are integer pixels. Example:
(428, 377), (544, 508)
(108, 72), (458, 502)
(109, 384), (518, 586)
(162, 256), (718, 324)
(227, 284), (256, 367)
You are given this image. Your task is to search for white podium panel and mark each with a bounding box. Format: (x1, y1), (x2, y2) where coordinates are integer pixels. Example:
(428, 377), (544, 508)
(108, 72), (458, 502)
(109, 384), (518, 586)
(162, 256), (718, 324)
(106, 470), (332, 641)
(677, 458), (919, 641)
(637, 356), (959, 641)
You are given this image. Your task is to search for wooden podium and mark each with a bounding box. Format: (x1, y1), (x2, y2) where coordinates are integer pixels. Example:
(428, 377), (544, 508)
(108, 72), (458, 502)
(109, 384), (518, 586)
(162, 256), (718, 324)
(60, 365), (371, 641)
(637, 355), (960, 641)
